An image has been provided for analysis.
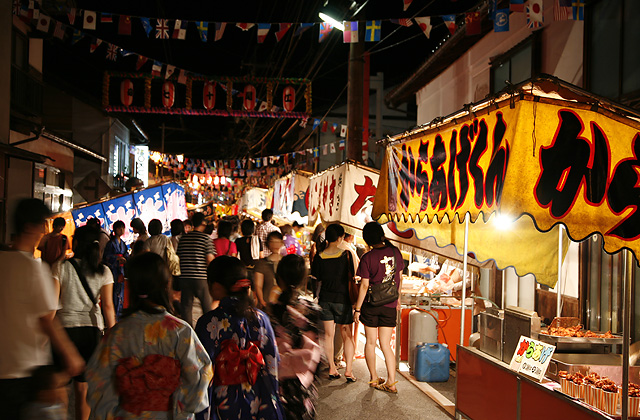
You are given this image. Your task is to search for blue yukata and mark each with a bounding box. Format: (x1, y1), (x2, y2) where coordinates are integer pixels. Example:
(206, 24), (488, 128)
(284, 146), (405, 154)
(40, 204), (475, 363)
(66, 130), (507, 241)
(103, 238), (128, 319)
(195, 297), (285, 420)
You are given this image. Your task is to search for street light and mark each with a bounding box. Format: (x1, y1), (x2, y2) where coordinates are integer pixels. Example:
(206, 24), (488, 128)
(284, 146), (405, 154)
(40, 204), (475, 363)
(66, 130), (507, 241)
(318, 12), (345, 31)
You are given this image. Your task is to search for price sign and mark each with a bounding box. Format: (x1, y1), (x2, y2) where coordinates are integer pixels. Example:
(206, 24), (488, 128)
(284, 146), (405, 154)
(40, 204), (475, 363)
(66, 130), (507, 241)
(509, 335), (555, 382)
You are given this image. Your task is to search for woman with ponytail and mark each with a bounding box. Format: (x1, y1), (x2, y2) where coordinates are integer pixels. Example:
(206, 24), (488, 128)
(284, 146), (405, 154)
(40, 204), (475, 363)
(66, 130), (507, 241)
(195, 256), (284, 420)
(268, 254), (323, 420)
(86, 253), (212, 420)
(52, 226), (116, 420)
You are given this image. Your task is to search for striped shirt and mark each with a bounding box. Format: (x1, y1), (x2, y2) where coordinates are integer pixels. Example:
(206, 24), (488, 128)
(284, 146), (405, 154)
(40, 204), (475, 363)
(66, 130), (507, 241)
(176, 231), (215, 281)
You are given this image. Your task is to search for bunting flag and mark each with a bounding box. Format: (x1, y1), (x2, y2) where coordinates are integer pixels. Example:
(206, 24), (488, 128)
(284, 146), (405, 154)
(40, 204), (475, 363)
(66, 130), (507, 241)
(165, 64), (175, 79)
(332, 123), (338, 133)
(321, 121), (328, 132)
(257, 23), (270, 43)
(572, 0), (584, 21)
(322, 144), (328, 155)
(313, 147), (319, 158)
(258, 101), (269, 112)
(340, 125), (347, 138)
(236, 23), (254, 31)
(67, 8), (76, 25)
(89, 37), (102, 53)
(339, 139), (345, 150)
(214, 22), (226, 41)
(489, 0), (497, 20)
(365, 20), (381, 42)
(414, 17), (432, 38)
(140, 18), (152, 37)
(403, 0), (413, 11)
(173, 20), (187, 39)
(53, 20), (66, 39)
(275, 23), (291, 41)
(156, 19), (170, 39)
(295, 23), (314, 36)
(100, 13), (112, 23)
(152, 61), (163, 77)
(343, 21), (358, 43)
(106, 43), (118, 61)
(390, 18), (413, 27)
(494, 9), (509, 32)
(465, 12), (482, 35)
(83, 10), (96, 30)
(29, 1), (39, 19)
(554, 0), (571, 21)
(330, 142), (336, 153)
(527, 0), (544, 28)
(510, 0), (526, 12)
(312, 119), (321, 130)
(177, 69), (188, 84)
(118, 15), (132, 35)
(136, 55), (149, 70)
(36, 14), (50, 32)
(319, 22), (333, 42)
(71, 29), (83, 44)
(196, 21), (208, 41)
(442, 15), (457, 35)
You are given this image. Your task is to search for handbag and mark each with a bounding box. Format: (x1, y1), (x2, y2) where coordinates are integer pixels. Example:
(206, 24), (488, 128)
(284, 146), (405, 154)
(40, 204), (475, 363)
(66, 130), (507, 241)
(366, 251), (400, 306)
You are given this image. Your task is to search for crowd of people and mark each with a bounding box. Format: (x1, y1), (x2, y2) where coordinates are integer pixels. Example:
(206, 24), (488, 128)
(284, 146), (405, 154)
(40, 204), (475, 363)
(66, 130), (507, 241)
(0, 200), (404, 420)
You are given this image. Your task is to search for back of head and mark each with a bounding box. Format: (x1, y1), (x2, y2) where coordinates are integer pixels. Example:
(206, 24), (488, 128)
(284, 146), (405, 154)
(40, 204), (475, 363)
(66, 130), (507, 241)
(86, 218), (101, 229)
(13, 198), (50, 235)
(276, 254), (307, 304)
(124, 252), (172, 316)
(363, 222), (385, 247)
(240, 219), (255, 236)
(170, 219), (184, 237)
(52, 217), (66, 229)
(207, 256), (255, 320)
(325, 223), (345, 243)
(191, 212), (205, 229)
(130, 218), (146, 234)
(266, 230), (283, 244)
(73, 226), (104, 275)
(148, 219), (163, 236)
(280, 224), (293, 236)
(261, 208), (273, 222)
(217, 220), (233, 239)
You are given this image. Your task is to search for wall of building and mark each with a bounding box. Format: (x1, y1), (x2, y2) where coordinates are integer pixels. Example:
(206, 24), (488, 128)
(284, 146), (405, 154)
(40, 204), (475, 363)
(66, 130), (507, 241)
(416, 1), (584, 125)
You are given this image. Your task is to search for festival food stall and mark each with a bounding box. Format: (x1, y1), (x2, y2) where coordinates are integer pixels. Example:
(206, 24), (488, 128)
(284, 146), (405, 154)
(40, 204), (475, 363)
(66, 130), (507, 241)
(372, 75), (640, 419)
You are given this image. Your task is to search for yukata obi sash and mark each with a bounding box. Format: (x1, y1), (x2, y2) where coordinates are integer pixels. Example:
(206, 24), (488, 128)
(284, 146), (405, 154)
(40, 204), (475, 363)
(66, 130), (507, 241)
(116, 354), (181, 415)
(214, 339), (265, 386)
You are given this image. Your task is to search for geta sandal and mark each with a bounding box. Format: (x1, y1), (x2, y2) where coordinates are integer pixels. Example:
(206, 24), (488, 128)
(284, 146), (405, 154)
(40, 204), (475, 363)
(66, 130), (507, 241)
(368, 378), (385, 387)
(374, 381), (398, 394)
(345, 375), (357, 383)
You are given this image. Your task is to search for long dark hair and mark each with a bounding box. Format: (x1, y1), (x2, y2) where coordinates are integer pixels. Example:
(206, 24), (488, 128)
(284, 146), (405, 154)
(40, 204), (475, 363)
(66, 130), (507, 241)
(325, 223), (345, 244)
(73, 226), (104, 276)
(123, 253), (173, 317)
(311, 224), (327, 253)
(276, 254), (307, 305)
(207, 256), (256, 321)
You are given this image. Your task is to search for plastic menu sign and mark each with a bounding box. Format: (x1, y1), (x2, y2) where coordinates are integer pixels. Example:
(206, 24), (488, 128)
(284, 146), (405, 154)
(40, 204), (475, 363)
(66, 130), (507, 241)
(509, 335), (555, 382)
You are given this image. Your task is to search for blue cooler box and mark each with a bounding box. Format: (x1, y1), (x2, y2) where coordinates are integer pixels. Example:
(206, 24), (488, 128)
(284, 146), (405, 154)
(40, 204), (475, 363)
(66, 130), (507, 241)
(414, 343), (450, 382)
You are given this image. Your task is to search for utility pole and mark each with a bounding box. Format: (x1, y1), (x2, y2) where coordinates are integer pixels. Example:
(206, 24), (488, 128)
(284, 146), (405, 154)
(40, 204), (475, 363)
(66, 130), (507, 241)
(346, 20), (364, 163)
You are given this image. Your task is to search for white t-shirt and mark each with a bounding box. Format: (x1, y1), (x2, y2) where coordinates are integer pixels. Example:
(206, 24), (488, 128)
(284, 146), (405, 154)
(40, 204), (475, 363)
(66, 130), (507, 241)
(54, 260), (114, 330)
(0, 251), (57, 379)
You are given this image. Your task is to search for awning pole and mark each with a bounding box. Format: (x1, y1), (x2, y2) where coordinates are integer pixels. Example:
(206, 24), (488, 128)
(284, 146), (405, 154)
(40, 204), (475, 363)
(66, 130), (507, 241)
(557, 226), (563, 318)
(622, 249), (633, 420)
(460, 213), (470, 348)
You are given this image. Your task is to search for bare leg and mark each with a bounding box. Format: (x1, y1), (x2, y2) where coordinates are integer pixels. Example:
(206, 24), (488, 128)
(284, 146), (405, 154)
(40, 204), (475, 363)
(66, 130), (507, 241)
(340, 324), (355, 378)
(73, 381), (91, 420)
(378, 327), (397, 390)
(323, 320), (338, 375)
(364, 326), (379, 382)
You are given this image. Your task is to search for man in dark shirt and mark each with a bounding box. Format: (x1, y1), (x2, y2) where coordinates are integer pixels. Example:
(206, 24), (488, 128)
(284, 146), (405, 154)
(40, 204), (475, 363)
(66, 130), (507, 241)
(176, 212), (216, 326)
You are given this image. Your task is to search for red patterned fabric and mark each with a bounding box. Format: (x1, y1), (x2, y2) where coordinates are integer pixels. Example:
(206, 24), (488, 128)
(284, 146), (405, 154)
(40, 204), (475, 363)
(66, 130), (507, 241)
(116, 354), (181, 415)
(214, 340), (265, 386)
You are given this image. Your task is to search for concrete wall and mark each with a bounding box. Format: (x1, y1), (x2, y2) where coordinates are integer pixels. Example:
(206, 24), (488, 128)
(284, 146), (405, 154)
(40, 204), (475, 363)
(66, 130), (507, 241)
(416, 0), (584, 125)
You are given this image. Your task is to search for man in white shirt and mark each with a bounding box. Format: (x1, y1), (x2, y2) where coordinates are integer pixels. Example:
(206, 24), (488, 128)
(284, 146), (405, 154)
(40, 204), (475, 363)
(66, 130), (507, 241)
(0, 199), (84, 418)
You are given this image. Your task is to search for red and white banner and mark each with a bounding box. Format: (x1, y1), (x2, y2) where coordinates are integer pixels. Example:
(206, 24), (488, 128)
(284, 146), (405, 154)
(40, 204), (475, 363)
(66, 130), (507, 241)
(273, 171), (310, 224)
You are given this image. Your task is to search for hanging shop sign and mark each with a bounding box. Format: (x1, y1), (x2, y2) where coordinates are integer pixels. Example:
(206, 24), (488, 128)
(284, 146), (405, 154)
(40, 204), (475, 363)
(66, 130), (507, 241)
(509, 335), (555, 382)
(374, 94), (640, 263)
(102, 71), (312, 118)
(272, 171), (310, 224)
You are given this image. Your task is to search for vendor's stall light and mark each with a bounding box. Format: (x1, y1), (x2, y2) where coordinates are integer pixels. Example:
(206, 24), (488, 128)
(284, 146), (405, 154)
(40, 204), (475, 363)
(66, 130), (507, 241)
(177, 154), (184, 163)
(493, 213), (515, 230)
(207, 176), (213, 185)
(214, 176), (220, 185)
(150, 151), (163, 163)
(319, 12), (345, 31)
(220, 176), (226, 184)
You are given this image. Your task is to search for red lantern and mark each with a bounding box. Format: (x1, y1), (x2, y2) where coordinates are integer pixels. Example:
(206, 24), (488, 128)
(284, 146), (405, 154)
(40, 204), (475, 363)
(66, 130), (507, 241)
(203, 81), (216, 110)
(162, 81), (175, 108)
(243, 85), (256, 111)
(282, 85), (295, 112)
(120, 79), (134, 106)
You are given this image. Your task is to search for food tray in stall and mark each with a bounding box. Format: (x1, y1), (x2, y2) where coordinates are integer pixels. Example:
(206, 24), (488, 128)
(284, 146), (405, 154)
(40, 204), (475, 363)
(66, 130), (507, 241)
(539, 331), (623, 346)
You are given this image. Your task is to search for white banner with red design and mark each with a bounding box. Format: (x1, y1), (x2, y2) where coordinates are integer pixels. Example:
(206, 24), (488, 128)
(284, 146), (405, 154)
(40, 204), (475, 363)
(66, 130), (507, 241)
(272, 171), (310, 224)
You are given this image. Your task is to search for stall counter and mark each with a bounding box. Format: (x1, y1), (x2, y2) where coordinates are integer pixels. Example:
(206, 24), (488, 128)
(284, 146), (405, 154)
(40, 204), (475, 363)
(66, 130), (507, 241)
(457, 346), (611, 420)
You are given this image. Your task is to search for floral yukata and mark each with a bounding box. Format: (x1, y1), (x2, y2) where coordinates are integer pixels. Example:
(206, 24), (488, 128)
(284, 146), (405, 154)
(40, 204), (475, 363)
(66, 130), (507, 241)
(86, 309), (213, 420)
(195, 297), (285, 420)
(268, 296), (323, 420)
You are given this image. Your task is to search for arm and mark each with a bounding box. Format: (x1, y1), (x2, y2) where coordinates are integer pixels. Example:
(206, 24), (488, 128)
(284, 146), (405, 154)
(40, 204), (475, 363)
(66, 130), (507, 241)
(253, 270), (267, 308)
(39, 313), (84, 377)
(100, 283), (116, 329)
(353, 277), (369, 324)
(37, 235), (48, 252)
(174, 327), (213, 418)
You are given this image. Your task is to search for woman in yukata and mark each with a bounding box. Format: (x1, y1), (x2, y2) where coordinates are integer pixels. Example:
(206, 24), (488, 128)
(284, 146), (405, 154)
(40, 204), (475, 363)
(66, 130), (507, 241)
(103, 220), (129, 319)
(195, 256), (284, 420)
(86, 252), (213, 420)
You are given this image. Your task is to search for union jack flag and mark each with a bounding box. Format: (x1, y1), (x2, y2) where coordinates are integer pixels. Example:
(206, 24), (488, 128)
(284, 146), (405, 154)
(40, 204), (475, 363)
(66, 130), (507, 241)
(156, 19), (169, 39)
(106, 43), (118, 61)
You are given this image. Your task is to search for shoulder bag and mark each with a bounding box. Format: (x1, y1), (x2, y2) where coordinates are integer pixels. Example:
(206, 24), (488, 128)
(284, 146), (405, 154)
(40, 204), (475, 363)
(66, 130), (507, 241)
(344, 251), (359, 305)
(366, 250), (400, 306)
